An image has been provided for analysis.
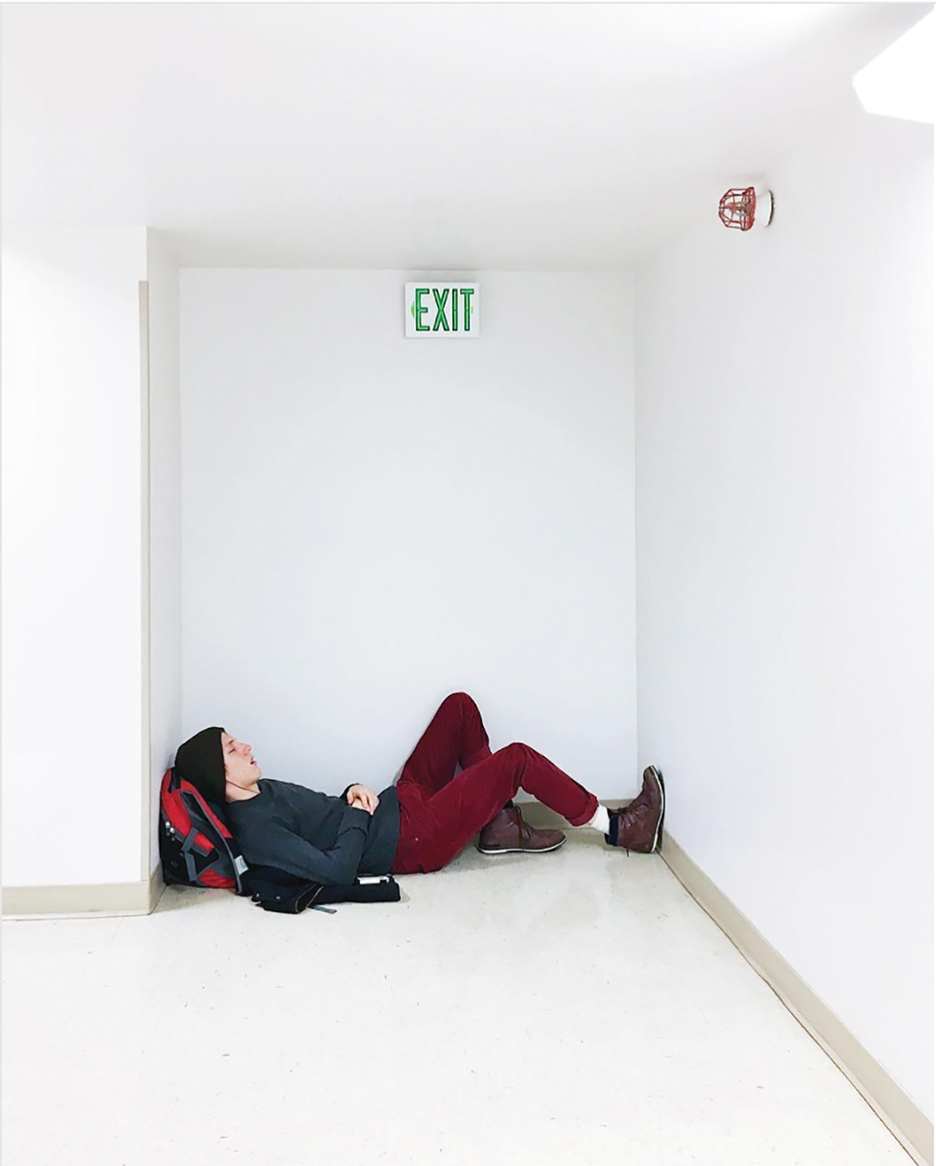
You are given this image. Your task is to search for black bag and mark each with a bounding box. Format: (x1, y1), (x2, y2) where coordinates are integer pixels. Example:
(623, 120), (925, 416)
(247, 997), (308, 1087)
(245, 865), (401, 914)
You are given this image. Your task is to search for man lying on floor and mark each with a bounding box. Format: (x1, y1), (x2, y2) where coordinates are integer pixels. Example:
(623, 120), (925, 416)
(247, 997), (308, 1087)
(173, 692), (665, 885)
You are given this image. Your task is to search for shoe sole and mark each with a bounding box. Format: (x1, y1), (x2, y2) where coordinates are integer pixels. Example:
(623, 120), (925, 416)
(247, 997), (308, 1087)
(477, 838), (567, 856)
(646, 765), (666, 853)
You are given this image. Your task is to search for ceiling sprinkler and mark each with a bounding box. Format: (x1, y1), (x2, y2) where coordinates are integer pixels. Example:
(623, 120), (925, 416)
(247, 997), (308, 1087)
(718, 183), (775, 231)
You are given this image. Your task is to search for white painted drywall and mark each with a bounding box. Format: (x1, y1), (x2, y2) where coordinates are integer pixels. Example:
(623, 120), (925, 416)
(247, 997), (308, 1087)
(146, 230), (182, 875)
(180, 271), (636, 801)
(635, 111), (933, 1113)
(1, 226), (148, 887)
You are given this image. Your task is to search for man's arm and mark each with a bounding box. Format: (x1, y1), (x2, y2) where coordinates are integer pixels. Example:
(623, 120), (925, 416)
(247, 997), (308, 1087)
(241, 804), (371, 886)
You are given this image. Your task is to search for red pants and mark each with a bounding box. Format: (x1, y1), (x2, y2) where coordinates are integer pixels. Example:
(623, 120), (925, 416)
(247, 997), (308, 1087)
(390, 692), (600, 875)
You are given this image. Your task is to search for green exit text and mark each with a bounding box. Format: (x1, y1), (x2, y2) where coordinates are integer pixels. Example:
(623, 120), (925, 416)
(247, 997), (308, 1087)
(414, 286), (475, 333)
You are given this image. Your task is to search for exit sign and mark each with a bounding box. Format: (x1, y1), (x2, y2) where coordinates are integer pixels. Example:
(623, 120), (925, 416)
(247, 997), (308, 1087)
(405, 283), (480, 338)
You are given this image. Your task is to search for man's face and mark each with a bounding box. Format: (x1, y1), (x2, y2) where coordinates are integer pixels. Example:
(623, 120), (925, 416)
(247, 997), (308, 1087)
(221, 731), (261, 786)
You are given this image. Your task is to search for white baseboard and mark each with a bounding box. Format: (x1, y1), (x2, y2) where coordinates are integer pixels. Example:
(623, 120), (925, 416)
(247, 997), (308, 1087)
(660, 828), (933, 1166)
(3, 865), (165, 920)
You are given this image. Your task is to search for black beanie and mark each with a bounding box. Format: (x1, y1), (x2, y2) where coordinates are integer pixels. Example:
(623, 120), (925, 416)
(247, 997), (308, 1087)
(175, 726), (226, 806)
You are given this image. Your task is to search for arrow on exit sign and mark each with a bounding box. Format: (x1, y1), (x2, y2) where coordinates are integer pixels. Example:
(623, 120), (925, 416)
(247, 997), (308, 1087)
(405, 283), (480, 338)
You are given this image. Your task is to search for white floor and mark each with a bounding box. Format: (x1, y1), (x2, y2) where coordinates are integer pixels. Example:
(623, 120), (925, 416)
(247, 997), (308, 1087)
(2, 829), (909, 1166)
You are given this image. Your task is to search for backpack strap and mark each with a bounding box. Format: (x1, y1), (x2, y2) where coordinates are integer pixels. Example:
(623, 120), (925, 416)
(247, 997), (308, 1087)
(179, 827), (207, 884)
(175, 774), (249, 895)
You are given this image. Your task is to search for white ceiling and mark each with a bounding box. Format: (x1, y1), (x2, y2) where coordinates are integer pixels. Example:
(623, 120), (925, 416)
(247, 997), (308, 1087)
(1, 2), (928, 269)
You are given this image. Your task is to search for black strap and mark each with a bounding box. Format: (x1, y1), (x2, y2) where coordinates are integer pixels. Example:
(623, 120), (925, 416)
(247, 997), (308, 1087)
(315, 879), (400, 905)
(245, 866), (400, 913)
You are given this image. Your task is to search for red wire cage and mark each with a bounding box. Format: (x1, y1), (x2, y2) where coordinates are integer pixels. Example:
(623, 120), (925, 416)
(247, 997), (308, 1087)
(718, 186), (758, 231)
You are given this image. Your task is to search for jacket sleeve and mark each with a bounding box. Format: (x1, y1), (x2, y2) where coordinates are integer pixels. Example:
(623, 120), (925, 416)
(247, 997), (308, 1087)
(240, 804), (371, 886)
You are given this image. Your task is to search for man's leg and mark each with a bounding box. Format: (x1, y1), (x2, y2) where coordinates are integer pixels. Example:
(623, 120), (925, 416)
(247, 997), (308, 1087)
(392, 694), (531, 875)
(396, 692), (493, 797)
(415, 742), (601, 871)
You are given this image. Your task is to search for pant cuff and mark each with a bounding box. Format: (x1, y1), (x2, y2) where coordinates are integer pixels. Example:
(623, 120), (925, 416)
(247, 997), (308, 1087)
(566, 794), (600, 828)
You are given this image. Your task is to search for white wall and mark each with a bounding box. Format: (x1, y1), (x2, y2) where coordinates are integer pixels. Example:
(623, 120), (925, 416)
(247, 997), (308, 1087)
(635, 111), (932, 1114)
(2, 226), (148, 887)
(180, 270), (636, 800)
(146, 231), (182, 875)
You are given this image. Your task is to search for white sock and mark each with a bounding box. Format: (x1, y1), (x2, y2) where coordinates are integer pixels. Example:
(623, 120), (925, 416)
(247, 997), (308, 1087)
(580, 804), (611, 835)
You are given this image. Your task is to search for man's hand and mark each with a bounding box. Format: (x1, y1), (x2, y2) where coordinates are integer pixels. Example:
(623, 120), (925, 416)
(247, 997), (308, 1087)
(346, 784), (379, 815)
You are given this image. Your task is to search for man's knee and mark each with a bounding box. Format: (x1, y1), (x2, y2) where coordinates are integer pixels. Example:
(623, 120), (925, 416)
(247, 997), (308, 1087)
(503, 741), (532, 760)
(444, 691), (477, 711)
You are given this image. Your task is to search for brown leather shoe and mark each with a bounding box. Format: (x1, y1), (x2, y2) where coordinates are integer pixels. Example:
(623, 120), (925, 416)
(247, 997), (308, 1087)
(608, 766), (665, 853)
(477, 806), (566, 855)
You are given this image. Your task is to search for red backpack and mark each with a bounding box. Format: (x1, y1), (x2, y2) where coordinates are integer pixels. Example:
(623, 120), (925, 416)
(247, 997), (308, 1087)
(159, 768), (248, 894)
